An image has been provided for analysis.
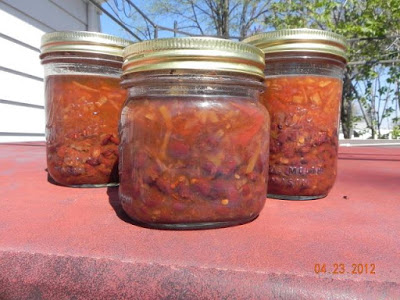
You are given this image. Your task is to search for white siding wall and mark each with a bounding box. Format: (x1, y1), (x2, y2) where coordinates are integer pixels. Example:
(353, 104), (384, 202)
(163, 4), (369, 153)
(0, 0), (102, 143)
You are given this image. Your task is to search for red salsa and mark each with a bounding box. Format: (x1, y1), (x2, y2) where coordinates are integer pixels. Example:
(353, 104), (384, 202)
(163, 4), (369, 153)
(45, 75), (126, 186)
(119, 97), (270, 226)
(262, 75), (342, 198)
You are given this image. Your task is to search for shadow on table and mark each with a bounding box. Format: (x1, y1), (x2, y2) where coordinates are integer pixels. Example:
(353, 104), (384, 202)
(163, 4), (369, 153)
(46, 172), (66, 187)
(107, 186), (166, 229)
(106, 187), (235, 231)
(107, 186), (137, 225)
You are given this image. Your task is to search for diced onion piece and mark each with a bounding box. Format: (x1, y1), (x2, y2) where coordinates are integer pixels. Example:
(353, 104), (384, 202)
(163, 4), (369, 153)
(72, 81), (99, 93)
(245, 143), (261, 174)
(310, 93), (322, 105)
(208, 111), (219, 123)
(159, 106), (172, 129)
(96, 96), (108, 107)
(108, 99), (120, 111)
(206, 151), (224, 167)
(319, 80), (332, 87)
(292, 96), (304, 104)
(159, 105), (172, 160)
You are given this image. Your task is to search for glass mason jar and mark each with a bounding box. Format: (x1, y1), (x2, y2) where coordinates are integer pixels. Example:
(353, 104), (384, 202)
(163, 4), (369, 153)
(120, 37), (270, 229)
(244, 29), (348, 200)
(40, 31), (131, 187)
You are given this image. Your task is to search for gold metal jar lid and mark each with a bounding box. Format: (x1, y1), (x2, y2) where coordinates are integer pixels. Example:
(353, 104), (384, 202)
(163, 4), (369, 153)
(243, 28), (348, 62)
(40, 31), (132, 58)
(122, 37), (266, 79)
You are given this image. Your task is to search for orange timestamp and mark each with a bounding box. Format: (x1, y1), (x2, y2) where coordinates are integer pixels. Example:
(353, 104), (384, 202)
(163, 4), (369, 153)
(314, 263), (376, 275)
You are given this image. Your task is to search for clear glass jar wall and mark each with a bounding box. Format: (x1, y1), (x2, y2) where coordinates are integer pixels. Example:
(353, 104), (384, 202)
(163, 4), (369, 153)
(244, 29), (347, 200)
(262, 53), (346, 199)
(42, 53), (127, 187)
(40, 31), (130, 187)
(119, 72), (270, 228)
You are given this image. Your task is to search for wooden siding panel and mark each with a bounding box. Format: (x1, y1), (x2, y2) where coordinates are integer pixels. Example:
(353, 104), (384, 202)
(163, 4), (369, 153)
(0, 9), (44, 49)
(2, 0), (86, 31)
(0, 104), (45, 135)
(49, 0), (87, 24)
(0, 1), (54, 32)
(0, 0), (102, 142)
(0, 71), (44, 106)
(0, 37), (43, 79)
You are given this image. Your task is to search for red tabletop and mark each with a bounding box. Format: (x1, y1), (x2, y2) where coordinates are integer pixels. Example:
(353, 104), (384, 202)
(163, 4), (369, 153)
(0, 143), (399, 299)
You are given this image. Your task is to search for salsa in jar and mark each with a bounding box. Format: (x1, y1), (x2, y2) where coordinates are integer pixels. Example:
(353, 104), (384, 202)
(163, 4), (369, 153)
(262, 75), (342, 197)
(120, 37), (269, 228)
(119, 96), (270, 227)
(45, 75), (126, 186)
(40, 31), (130, 187)
(244, 28), (347, 200)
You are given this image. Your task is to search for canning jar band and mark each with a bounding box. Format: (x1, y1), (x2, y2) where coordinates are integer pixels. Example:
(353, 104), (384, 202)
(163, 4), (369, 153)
(40, 31), (132, 58)
(243, 28), (348, 62)
(122, 37), (265, 79)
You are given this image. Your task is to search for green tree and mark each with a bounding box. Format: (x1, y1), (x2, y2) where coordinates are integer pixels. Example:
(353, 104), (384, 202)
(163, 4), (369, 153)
(268, 0), (400, 138)
(108, 0), (273, 40)
(353, 65), (399, 138)
(151, 0), (274, 39)
(108, 0), (400, 138)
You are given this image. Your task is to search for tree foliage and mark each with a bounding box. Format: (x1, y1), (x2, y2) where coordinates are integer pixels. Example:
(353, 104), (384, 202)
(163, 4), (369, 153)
(268, 0), (400, 138)
(107, 0), (273, 40)
(109, 0), (400, 138)
(149, 0), (273, 39)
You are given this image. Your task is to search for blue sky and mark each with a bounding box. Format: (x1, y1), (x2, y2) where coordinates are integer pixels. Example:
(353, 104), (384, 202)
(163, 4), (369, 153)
(100, 0), (178, 41)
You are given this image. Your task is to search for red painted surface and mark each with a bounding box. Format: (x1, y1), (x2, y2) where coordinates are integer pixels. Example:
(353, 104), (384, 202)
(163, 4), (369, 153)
(0, 142), (399, 299)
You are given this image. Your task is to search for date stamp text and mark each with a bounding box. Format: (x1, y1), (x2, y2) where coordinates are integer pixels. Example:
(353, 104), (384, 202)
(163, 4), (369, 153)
(314, 263), (376, 275)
